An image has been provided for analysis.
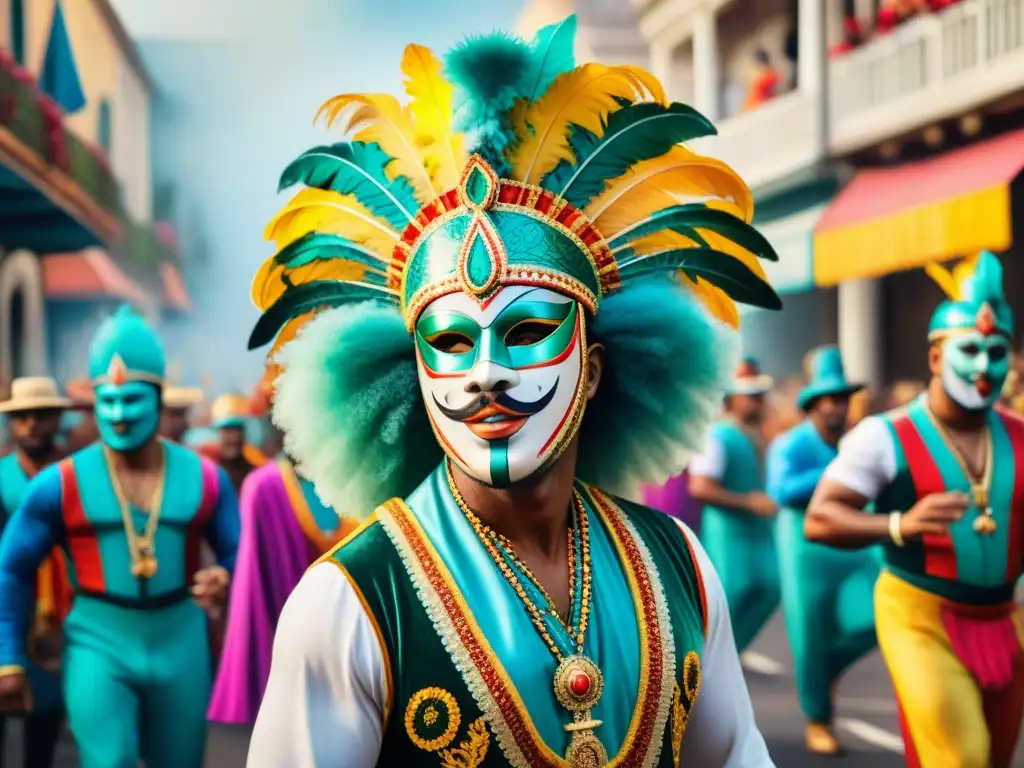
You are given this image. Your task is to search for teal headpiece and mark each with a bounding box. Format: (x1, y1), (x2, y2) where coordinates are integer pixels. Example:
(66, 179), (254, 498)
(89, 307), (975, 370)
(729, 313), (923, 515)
(248, 17), (785, 513)
(926, 251), (1014, 341)
(88, 305), (166, 386)
(797, 345), (863, 411)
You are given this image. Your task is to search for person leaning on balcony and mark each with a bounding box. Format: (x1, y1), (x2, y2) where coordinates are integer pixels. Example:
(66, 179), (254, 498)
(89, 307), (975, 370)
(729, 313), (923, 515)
(744, 48), (780, 112)
(829, 16), (865, 58)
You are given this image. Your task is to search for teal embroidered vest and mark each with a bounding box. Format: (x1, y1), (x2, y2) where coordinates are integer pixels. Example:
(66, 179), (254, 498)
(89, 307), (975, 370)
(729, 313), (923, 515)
(875, 400), (1024, 604)
(332, 476), (707, 768)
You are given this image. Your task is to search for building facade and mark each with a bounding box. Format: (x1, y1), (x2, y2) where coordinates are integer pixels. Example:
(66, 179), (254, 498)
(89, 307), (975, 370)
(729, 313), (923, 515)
(0, 0), (189, 385)
(521, 0), (1024, 392)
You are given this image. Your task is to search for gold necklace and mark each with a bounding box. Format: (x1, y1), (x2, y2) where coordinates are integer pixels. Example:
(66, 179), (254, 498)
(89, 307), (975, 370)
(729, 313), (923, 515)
(922, 405), (995, 535)
(104, 442), (167, 578)
(445, 461), (607, 767)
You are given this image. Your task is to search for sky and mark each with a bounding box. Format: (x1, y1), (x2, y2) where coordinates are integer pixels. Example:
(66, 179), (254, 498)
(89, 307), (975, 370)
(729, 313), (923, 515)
(109, 0), (525, 390)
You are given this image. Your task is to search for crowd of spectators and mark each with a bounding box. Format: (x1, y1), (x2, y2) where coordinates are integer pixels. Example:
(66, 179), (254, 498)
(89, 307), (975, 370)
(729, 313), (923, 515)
(831, 0), (965, 58)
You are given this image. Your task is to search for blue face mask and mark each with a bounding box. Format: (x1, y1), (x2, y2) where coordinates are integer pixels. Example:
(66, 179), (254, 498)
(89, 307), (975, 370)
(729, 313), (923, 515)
(94, 382), (161, 452)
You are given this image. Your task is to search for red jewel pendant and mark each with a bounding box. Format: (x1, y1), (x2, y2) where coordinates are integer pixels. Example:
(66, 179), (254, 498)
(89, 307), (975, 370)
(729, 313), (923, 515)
(570, 672), (591, 696)
(554, 655), (604, 712)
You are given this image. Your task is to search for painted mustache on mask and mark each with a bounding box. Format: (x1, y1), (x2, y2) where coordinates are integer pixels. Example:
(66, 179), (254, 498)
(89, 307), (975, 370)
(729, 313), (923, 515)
(433, 379), (560, 422)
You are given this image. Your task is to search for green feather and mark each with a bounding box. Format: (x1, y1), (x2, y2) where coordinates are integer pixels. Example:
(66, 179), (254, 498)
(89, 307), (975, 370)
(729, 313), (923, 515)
(249, 281), (397, 350)
(549, 103), (716, 207)
(617, 248), (782, 309)
(608, 205), (778, 261)
(279, 142), (419, 231)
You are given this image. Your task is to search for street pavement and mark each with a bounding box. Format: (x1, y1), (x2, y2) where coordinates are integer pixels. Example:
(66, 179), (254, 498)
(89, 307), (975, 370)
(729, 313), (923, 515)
(5, 612), (1024, 766)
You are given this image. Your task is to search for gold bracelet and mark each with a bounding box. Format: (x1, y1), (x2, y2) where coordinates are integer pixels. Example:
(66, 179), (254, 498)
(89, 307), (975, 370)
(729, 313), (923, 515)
(889, 511), (905, 548)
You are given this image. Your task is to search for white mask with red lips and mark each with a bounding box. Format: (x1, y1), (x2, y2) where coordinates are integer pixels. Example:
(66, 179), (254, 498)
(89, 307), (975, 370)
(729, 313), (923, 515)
(414, 285), (588, 487)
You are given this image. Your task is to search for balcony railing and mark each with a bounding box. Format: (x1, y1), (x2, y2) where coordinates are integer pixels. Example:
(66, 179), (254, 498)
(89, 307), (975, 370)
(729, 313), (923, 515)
(829, 0), (1024, 153)
(693, 90), (821, 190)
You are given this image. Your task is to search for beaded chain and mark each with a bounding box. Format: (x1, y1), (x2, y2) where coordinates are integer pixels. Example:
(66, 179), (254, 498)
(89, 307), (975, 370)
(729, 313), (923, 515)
(445, 460), (592, 660)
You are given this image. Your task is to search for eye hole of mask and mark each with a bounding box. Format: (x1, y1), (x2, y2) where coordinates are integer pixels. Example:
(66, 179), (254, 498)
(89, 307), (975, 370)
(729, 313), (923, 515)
(505, 319), (559, 347)
(960, 343), (981, 356)
(426, 332), (475, 354)
(989, 344), (1009, 362)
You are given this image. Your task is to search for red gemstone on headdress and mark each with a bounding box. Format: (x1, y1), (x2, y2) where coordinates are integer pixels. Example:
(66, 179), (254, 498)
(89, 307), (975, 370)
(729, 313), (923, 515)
(976, 304), (996, 336)
(108, 356), (128, 386)
(570, 672), (591, 696)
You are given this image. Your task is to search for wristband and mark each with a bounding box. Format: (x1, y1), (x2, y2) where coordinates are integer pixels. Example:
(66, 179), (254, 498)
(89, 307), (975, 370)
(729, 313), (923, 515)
(889, 511), (905, 548)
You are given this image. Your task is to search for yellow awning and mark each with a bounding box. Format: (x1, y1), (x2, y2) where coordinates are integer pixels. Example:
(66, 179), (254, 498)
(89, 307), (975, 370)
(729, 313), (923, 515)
(813, 130), (1024, 286)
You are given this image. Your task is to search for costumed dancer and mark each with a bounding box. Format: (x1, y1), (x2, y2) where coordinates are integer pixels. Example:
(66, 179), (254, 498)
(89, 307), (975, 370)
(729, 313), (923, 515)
(689, 358), (780, 653)
(0, 306), (241, 768)
(0, 378), (73, 768)
(209, 385), (357, 725)
(161, 384), (204, 444)
(766, 346), (878, 755)
(199, 394), (267, 492)
(807, 252), (1024, 767)
(246, 16), (782, 766)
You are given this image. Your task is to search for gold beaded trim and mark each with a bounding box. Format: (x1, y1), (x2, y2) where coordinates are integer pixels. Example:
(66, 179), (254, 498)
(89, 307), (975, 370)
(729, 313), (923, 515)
(671, 652), (702, 766)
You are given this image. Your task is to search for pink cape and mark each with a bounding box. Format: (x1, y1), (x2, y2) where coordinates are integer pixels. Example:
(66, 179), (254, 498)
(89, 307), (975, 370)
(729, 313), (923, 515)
(207, 461), (332, 725)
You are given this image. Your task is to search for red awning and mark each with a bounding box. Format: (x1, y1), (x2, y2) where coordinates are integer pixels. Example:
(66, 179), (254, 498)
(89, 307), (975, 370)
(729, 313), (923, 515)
(42, 248), (151, 304)
(159, 262), (192, 312)
(813, 129), (1024, 285)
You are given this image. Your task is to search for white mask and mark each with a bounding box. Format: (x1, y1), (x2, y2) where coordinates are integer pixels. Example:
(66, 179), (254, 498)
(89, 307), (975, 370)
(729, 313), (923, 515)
(414, 286), (588, 487)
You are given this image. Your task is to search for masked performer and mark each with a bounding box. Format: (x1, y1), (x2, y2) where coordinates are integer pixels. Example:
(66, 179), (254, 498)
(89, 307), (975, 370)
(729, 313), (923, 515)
(807, 252), (1024, 768)
(689, 358), (779, 653)
(245, 16), (783, 767)
(199, 394), (267, 492)
(0, 378), (73, 768)
(0, 306), (241, 768)
(209, 450), (357, 725)
(766, 346), (877, 755)
(161, 384), (204, 444)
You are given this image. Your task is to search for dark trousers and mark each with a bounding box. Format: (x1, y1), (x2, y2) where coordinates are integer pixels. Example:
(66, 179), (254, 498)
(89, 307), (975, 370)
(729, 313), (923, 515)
(0, 711), (64, 768)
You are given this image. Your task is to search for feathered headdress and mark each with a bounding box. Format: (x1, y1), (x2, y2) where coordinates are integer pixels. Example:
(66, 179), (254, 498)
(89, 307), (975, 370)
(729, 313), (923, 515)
(925, 251), (1013, 341)
(249, 17), (782, 513)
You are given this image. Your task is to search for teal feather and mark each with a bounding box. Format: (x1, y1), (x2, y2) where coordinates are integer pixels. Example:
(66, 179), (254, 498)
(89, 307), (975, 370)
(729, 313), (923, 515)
(577, 278), (738, 496)
(521, 15), (577, 102)
(279, 142), (419, 231)
(273, 233), (389, 271)
(249, 281), (397, 350)
(541, 125), (600, 194)
(547, 103), (717, 207)
(608, 204), (778, 261)
(445, 32), (535, 174)
(617, 248), (782, 309)
(272, 303), (442, 517)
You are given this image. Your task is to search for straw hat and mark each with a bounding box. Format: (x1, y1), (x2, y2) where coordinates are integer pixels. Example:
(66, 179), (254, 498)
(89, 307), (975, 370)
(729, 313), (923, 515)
(0, 377), (73, 413)
(210, 393), (251, 429)
(163, 386), (204, 409)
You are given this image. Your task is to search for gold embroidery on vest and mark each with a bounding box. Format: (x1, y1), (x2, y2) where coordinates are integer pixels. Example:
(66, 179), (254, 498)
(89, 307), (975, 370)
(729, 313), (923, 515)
(406, 687), (462, 752)
(439, 717), (491, 768)
(672, 651), (702, 765)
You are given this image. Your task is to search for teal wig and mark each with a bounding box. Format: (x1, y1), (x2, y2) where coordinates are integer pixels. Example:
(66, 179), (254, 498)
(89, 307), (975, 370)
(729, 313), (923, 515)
(252, 16), (779, 515)
(273, 278), (735, 513)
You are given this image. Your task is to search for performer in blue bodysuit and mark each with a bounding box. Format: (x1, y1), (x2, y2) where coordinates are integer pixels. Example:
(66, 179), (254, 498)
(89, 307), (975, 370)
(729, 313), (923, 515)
(0, 306), (240, 768)
(690, 358), (780, 653)
(766, 345), (878, 756)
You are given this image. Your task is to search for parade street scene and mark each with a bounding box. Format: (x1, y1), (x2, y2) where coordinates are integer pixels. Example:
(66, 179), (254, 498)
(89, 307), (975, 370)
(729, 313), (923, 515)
(4, 0), (1024, 766)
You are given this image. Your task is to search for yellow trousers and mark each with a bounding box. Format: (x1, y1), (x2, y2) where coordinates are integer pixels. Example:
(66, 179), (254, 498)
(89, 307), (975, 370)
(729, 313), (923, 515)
(875, 570), (1024, 768)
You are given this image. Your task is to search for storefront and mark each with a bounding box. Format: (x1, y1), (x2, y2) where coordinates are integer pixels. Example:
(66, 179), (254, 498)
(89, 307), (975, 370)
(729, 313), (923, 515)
(812, 128), (1024, 387)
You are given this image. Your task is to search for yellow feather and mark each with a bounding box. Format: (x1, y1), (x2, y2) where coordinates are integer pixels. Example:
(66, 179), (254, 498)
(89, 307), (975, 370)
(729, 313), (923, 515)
(951, 252), (981, 292)
(509, 63), (665, 186)
(629, 229), (767, 281)
(585, 146), (753, 236)
(680, 273), (739, 329)
(264, 189), (399, 254)
(924, 261), (960, 301)
(401, 43), (465, 192)
(316, 92), (435, 203)
(251, 255), (381, 312)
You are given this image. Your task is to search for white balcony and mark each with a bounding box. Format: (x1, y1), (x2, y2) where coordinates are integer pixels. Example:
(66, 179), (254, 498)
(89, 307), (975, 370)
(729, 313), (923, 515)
(693, 90), (822, 190)
(829, 0), (1024, 154)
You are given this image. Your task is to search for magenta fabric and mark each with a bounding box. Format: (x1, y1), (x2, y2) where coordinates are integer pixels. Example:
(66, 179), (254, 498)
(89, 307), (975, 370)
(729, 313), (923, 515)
(207, 462), (320, 725)
(641, 471), (702, 532)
